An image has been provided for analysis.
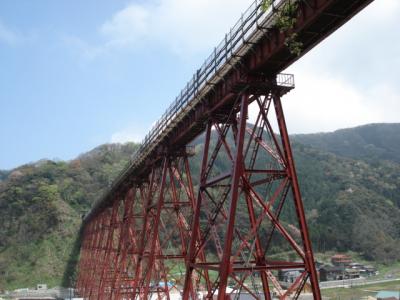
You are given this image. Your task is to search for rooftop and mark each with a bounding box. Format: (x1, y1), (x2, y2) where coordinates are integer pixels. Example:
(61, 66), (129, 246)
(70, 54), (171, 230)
(376, 291), (400, 300)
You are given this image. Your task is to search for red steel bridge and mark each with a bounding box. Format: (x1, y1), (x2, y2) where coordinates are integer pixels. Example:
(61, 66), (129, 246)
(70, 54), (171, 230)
(75, 0), (374, 299)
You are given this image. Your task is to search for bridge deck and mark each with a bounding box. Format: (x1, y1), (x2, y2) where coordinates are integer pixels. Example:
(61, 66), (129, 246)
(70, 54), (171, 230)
(84, 0), (373, 224)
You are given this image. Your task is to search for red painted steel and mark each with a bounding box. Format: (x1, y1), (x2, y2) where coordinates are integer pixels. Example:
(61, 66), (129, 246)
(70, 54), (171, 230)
(77, 80), (322, 299)
(179, 82), (321, 300)
(76, 0), (375, 299)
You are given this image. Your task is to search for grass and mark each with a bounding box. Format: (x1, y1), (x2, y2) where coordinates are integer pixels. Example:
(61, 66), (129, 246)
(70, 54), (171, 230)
(374, 261), (400, 280)
(321, 280), (400, 300)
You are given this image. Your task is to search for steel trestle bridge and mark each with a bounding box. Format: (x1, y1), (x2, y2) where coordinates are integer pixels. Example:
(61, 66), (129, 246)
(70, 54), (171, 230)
(76, 0), (374, 299)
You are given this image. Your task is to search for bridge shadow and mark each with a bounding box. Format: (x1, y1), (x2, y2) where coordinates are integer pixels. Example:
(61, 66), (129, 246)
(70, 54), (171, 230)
(61, 224), (83, 288)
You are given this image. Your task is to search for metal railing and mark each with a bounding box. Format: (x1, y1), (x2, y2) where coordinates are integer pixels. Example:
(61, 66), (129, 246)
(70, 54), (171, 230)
(136, 0), (286, 158)
(85, 0), (295, 220)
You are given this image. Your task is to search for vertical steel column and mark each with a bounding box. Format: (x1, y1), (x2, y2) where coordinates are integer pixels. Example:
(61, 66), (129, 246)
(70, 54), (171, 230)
(272, 91), (322, 300)
(218, 94), (248, 300)
(142, 157), (168, 299)
(243, 192), (272, 300)
(110, 188), (135, 300)
(132, 168), (157, 299)
(182, 156), (205, 300)
(98, 200), (120, 300)
(120, 185), (146, 300)
(182, 121), (212, 300)
(76, 222), (94, 297)
(87, 212), (109, 299)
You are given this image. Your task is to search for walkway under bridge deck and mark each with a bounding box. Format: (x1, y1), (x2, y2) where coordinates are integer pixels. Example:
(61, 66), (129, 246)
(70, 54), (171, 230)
(76, 0), (374, 299)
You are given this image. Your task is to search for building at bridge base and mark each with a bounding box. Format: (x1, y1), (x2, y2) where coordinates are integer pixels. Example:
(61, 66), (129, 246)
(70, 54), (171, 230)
(75, 75), (321, 300)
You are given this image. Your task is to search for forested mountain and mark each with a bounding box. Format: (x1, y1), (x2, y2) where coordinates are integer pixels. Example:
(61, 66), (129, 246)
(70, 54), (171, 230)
(0, 170), (9, 182)
(292, 142), (400, 260)
(0, 124), (399, 290)
(0, 144), (139, 289)
(292, 123), (400, 163)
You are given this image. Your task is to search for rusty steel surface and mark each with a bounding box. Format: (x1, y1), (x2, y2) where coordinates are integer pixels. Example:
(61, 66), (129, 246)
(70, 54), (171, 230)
(76, 0), (374, 299)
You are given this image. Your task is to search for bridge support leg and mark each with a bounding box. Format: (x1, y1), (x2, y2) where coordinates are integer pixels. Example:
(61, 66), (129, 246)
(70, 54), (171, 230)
(142, 158), (169, 299)
(76, 76), (321, 300)
(183, 121), (213, 300)
(182, 79), (321, 300)
(218, 93), (248, 300)
(110, 188), (136, 300)
(272, 91), (321, 300)
(76, 220), (98, 298)
(131, 166), (159, 299)
(97, 200), (120, 300)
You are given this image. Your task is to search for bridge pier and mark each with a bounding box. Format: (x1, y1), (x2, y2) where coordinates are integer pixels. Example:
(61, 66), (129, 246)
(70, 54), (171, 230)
(181, 78), (321, 300)
(76, 77), (321, 300)
(76, 76), (321, 300)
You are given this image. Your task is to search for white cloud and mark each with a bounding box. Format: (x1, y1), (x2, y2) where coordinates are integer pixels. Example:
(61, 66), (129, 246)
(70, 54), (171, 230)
(248, 68), (400, 135)
(283, 71), (377, 133)
(149, 0), (254, 55)
(111, 127), (144, 144)
(81, 0), (400, 137)
(276, 68), (400, 134)
(290, 0), (400, 81)
(71, 0), (254, 58)
(100, 4), (151, 48)
(268, 0), (400, 134)
(0, 20), (20, 45)
(363, 0), (400, 19)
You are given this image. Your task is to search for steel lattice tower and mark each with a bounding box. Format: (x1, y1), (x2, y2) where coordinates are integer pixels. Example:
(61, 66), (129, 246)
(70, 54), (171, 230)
(75, 0), (375, 298)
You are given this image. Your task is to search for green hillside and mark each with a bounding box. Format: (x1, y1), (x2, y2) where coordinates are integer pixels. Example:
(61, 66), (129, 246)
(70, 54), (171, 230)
(0, 170), (9, 182)
(292, 123), (400, 163)
(0, 124), (399, 290)
(293, 142), (400, 261)
(0, 144), (139, 290)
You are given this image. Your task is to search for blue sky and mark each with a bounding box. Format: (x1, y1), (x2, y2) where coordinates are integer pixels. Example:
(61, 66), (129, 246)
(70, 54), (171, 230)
(1, 0), (399, 170)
